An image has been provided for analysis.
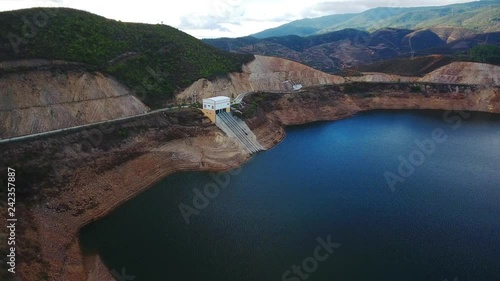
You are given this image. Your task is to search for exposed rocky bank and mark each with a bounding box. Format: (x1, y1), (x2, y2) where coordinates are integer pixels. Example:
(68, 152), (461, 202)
(2, 57), (498, 141)
(348, 62), (500, 85)
(1, 81), (499, 281)
(0, 67), (148, 139)
(0, 109), (250, 281)
(1, 55), (499, 281)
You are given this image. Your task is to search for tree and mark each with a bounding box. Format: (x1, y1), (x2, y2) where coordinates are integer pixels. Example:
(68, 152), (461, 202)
(469, 45), (500, 65)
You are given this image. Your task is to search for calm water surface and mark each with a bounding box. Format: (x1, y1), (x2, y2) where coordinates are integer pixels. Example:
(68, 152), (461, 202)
(80, 110), (500, 281)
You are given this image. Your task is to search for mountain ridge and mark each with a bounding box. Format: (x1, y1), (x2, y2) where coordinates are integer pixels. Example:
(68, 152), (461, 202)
(204, 27), (500, 74)
(251, 1), (500, 38)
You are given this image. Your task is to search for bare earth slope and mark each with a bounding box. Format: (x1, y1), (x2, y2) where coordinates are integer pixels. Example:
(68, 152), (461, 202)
(427, 27), (477, 43)
(0, 68), (149, 138)
(418, 62), (500, 85)
(177, 55), (345, 101)
(2, 57), (495, 140)
(350, 62), (500, 85)
(0, 110), (249, 281)
(181, 57), (499, 103)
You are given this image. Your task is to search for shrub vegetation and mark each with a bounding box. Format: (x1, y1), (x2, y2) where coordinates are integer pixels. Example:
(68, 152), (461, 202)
(0, 8), (254, 108)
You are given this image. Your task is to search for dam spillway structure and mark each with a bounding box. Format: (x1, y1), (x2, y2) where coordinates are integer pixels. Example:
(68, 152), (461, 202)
(201, 96), (264, 154)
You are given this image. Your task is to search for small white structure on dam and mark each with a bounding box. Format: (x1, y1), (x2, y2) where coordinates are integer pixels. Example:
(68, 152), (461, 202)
(201, 96), (231, 123)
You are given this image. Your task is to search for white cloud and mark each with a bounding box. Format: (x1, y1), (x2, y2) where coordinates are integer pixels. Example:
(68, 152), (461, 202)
(0, 0), (475, 38)
(302, 0), (476, 18)
(1, 0), (63, 10)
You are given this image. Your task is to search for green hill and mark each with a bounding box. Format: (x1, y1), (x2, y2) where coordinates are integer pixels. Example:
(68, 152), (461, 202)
(0, 8), (254, 108)
(414, 6), (500, 31)
(252, 1), (500, 38)
(252, 13), (356, 38)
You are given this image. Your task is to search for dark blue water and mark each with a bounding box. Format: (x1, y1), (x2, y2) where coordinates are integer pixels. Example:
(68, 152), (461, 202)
(80, 110), (500, 281)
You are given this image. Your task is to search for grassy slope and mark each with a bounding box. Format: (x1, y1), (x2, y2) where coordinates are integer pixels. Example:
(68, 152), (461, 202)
(252, 13), (356, 38)
(414, 7), (500, 32)
(0, 8), (254, 108)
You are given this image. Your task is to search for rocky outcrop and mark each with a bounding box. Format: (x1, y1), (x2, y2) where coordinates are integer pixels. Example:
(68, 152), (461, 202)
(177, 55), (345, 101)
(246, 83), (500, 142)
(0, 69), (149, 138)
(0, 110), (250, 281)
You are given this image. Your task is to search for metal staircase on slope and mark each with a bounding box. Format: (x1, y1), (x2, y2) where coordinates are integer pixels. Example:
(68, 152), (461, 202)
(216, 112), (264, 154)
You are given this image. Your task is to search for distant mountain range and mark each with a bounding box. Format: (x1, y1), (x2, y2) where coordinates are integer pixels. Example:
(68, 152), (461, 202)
(203, 1), (500, 74)
(251, 1), (500, 38)
(204, 27), (500, 73)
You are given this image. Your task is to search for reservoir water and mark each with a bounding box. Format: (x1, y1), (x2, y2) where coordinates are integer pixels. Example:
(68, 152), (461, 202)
(80, 110), (500, 281)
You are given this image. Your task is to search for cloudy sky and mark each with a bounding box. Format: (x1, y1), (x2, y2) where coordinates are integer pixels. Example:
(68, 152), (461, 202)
(0, 0), (474, 38)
